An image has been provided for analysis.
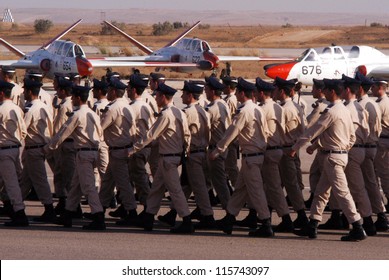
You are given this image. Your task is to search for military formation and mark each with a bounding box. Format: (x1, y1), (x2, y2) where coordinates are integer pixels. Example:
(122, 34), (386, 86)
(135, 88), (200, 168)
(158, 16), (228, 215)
(1, 64), (389, 242)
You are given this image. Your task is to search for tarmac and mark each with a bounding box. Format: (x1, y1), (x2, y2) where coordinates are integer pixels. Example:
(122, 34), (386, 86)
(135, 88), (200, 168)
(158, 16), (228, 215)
(0, 82), (388, 260)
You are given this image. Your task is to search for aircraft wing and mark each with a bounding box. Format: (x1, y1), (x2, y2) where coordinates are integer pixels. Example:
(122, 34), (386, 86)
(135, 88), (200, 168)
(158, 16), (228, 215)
(0, 59), (40, 69)
(218, 55), (294, 62)
(366, 66), (389, 79)
(89, 58), (196, 68)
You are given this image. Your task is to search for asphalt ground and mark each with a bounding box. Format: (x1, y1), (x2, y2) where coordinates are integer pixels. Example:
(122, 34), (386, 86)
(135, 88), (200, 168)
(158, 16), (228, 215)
(0, 81), (388, 260)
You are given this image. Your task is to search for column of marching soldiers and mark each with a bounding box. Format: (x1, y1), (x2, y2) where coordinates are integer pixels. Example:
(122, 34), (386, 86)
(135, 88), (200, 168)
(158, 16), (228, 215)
(1, 65), (389, 242)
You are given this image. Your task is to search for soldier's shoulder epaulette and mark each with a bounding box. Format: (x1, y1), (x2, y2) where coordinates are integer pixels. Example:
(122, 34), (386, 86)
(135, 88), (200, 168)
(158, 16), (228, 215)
(320, 103), (334, 114)
(66, 111), (74, 117)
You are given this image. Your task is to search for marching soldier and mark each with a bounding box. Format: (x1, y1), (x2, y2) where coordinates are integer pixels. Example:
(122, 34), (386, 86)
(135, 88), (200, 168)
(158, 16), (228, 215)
(0, 66), (25, 110)
(292, 79), (367, 241)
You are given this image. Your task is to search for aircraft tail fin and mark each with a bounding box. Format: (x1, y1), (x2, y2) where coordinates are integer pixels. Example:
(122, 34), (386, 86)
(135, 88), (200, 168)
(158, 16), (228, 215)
(164, 21), (201, 48)
(41, 19), (83, 50)
(0, 38), (25, 57)
(103, 21), (153, 55)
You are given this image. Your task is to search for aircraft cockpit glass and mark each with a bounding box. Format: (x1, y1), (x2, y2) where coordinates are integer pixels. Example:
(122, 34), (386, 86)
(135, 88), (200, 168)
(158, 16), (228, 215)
(74, 45), (85, 57)
(304, 49), (318, 61)
(191, 40), (201, 52)
(348, 46), (360, 58)
(334, 47), (345, 60)
(201, 41), (211, 52)
(63, 43), (73, 57)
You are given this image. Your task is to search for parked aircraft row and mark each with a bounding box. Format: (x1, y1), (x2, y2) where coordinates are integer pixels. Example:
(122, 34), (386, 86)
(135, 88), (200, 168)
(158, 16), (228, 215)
(1, 19), (389, 84)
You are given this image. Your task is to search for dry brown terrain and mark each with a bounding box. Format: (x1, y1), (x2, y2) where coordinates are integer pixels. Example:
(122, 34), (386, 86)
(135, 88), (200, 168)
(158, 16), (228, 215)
(2, 22), (389, 79)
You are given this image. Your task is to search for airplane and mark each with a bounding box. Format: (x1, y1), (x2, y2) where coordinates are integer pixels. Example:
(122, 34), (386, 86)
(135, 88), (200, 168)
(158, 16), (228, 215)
(98, 20), (292, 73)
(0, 19), (95, 78)
(263, 45), (389, 85)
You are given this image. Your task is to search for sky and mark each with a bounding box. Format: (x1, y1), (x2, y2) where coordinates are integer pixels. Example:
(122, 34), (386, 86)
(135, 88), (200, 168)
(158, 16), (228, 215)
(1, 0), (389, 14)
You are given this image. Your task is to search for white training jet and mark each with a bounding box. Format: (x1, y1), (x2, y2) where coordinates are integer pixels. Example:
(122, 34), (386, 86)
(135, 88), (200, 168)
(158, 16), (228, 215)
(264, 45), (389, 85)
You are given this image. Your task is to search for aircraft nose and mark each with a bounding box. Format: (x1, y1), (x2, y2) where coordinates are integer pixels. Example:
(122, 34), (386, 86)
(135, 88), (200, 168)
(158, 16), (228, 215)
(264, 62), (296, 80)
(203, 51), (220, 69)
(76, 56), (93, 76)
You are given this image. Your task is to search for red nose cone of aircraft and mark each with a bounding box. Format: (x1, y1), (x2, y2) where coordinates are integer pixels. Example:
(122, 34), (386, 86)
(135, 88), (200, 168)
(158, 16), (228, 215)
(203, 51), (219, 69)
(76, 57), (93, 76)
(264, 62), (297, 80)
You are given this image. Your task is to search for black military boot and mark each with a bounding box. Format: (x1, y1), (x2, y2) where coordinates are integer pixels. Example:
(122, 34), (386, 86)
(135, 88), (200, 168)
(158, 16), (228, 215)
(83, 212), (106, 230)
(235, 208), (258, 229)
(304, 193), (314, 209)
(33, 204), (56, 223)
(157, 209), (177, 227)
(108, 204), (127, 219)
(189, 207), (202, 221)
(341, 220), (367, 241)
(170, 215), (195, 234)
(362, 216), (377, 236)
(54, 197), (66, 215)
(216, 213), (236, 234)
(374, 212), (389, 231)
(318, 210), (344, 229)
(294, 219), (318, 239)
(249, 218), (274, 237)
(116, 209), (138, 226)
(55, 209), (72, 228)
(275, 214), (294, 232)
(195, 214), (216, 229)
(4, 209), (29, 227)
(70, 204), (83, 219)
(141, 212), (154, 231)
(208, 190), (219, 206)
(0, 200), (14, 218)
(293, 209), (309, 229)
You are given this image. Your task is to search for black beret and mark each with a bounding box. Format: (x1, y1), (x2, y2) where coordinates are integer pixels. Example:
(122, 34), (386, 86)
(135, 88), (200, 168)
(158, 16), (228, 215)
(205, 76), (225, 90)
(323, 79), (345, 90)
(372, 77), (388, 85)
(355, 72), (374, 86)
(0, 66), (16, 73)
(137, 74), (150, 82)
(182, 80), (203, 94)
(69, 73), (80, 81)
(221, 76), (238, 86)
(342, 74), (361, 87)
(109, 78), (127, 90)
(150, 72), (166, 81)
(312, 78), (325, 89)
(0, 80), (15, 90)
(128, 74), (148, 88)
(255, 77), (275, 92)
(23, 78), (43, 89)
(92, 78), (108, 90)
(106, 72), (121, 81)
(57, 77), (74, 89)
(26, 71), (44, 78)
(189, 80), (206, 87)
(274, 77), (296, 90)
(236, 77), (256, 91)
(156, 83), (176, 96)
(72, 85), (91, 100)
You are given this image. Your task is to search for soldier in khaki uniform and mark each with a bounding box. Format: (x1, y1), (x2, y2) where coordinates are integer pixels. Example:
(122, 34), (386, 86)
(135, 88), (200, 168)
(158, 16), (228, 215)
(356, 73), (389, 231)
(128, 83), (193, 234)
(273, 77), (308, 229)
(0, 80), (28, 226)
(99, 78), (138, 225)
(20, 78), (55, 223)
(292, 79), (367, 241)
(211, 78), (273, 237)
(0, 66), (25, 110)
(306, 79), (330, 208)
(372, 77), (389, 230)
(46, 85), (105, 230)
(255, 77), (294, 232)
(204, 76), (232, 209)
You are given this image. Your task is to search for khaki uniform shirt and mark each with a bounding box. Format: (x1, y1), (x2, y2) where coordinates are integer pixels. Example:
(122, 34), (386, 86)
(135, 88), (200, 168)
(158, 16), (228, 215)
(293, 100), (356, 151)
(182, 102), (210, 150)
(10, 82), (25, 110)
(281, 98), (305, 146)
(49, 104), (102, 150)
(100, 97), (136, 147)
(143, 89), (159, 115)
(206, 98), (231, 146)
(130, 97), (155, 143)
(224, 93), (238, 116)
(216, 100), (268, 154)
(24, 99), (53, 146)
(306, 97), (330, 128)
(131, 103), (191, 155)
(376, 94), (389, 137)
(0, 99), (27, 146)
(260, 98), (286, 147)
(92, 98), (109, 118)
(344, 99), (369, 145)
(53, 96), (74, 134)
(358, 94), (382, 143)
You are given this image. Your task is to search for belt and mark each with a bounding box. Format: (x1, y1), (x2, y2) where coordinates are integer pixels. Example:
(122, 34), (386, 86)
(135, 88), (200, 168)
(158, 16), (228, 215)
(321, 150), (348, 154)
(283, 144), (293, 148)
(25, 144), (46, 150)
(352, 144), (365, 148)
(266, 146), (282, 150)
(208, 144), (217, 150)
(77, 147), (98, 152)
(190, 148), (206, 154)
(64, 138), (74, 142)
(0, 145), (21, 150)
(242, 152), (263, 158)
(364, 144), (377, 148)
(380, 135), (389, 139)
(109, 144), (133, 150)
(159, 153), (182, 157)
